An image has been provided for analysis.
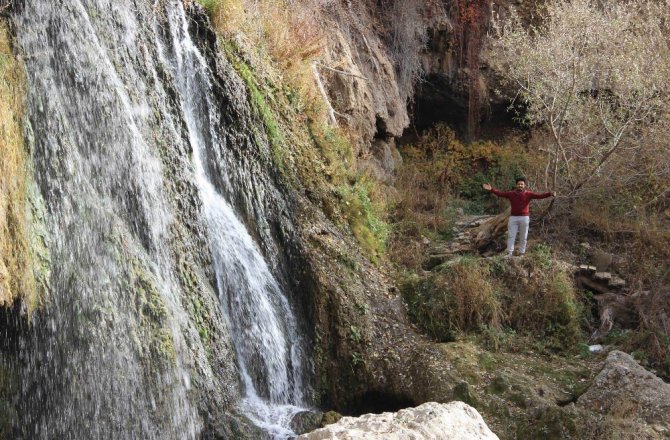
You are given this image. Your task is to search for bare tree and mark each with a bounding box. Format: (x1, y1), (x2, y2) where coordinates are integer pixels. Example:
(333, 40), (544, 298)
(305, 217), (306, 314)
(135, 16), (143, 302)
(487, 0), (670, 203)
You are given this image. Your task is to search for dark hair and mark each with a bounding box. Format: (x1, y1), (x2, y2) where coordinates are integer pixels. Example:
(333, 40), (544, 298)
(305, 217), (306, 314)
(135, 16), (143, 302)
(515, 177), (527, 184)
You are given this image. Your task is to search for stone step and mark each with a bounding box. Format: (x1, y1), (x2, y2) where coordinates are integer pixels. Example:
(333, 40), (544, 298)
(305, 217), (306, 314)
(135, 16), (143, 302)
(594, 272), (612, 281)
(579, 265), (597, 274)
(609, 277), (626, 289)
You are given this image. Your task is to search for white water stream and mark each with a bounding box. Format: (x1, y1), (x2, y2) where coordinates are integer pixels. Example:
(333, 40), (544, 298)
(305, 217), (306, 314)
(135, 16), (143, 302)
(156, 2), (308, 437)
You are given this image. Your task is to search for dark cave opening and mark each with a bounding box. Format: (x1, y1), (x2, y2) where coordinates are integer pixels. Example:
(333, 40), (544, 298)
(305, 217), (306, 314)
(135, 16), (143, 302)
(410, 74), (467, 136)
(402, 72), (525, 146)
(347, 390), (418, 416)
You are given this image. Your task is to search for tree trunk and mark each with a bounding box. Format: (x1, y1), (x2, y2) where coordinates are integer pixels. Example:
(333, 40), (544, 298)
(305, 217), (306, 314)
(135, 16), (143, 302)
(473, 208), (510, 250)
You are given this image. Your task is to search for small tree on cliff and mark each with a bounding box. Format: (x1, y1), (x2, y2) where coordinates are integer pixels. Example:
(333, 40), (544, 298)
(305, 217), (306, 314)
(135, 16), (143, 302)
(487, 0), (670, 201)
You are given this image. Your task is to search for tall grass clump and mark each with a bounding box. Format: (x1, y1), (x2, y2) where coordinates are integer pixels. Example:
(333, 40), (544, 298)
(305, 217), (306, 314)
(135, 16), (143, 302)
(401, 247), (585, 353)
(401, 256), (503, 341)
(496, 247), (583, 351)
(0, 21), (37, 313)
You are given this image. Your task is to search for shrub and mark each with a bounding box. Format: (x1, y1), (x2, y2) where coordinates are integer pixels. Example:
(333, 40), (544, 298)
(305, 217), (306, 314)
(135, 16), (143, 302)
(499, 252), (583, 351)
(401, 257), (503, 340)
(401, 248), (586, 352)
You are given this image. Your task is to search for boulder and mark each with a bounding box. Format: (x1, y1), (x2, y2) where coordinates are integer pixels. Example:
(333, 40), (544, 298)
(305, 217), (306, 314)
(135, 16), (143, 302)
(296, 401), (499, 440)
(291, 410), (324, 435)
(577, 351), (670, 427)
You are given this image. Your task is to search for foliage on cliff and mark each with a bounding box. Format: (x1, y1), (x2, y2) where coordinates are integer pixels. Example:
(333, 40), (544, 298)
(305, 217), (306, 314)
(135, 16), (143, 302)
(197, 0), (391, 262)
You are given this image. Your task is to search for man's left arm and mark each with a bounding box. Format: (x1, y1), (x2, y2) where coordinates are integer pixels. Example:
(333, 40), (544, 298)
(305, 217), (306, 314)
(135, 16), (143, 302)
(529, 190), (556, 199)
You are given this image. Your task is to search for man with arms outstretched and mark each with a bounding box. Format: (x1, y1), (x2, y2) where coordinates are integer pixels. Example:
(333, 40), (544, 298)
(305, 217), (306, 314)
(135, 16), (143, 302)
(482, 177), (556, 257)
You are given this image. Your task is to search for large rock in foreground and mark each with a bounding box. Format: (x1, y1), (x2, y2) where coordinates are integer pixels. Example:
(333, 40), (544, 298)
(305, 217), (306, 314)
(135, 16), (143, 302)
(577, 350), (670, 426)
(297, 401), (499, 440)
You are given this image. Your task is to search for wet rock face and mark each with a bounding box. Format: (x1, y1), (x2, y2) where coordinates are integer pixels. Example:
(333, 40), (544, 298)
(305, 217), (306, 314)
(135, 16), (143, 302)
(297, 401), (500, 440)
(577, 351), (670, 427)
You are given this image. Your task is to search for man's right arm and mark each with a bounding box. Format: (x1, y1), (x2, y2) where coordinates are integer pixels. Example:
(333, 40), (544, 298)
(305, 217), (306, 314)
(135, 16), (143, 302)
(483, 183), (508, 198)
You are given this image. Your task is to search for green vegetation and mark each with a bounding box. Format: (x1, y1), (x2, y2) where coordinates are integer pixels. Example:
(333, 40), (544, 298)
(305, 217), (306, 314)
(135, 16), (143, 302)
(120, 247), (177, 365)
(178, 257), (211, 348)
(336, 180), (389, 264)
(232, 57), (287, 173)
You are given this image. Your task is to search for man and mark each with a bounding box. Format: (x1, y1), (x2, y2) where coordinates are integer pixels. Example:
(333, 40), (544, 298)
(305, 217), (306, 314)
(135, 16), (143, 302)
(482, 178), (556, 256)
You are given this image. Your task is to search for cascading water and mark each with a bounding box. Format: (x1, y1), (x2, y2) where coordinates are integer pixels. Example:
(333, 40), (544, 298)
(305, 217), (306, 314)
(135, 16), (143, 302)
(11, 0), (208, 438)
(8, 0), (308, 438)
(155, 2), (308, 437)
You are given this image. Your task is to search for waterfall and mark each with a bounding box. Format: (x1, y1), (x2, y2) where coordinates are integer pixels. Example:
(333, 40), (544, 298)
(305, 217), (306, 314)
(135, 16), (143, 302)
(155, 2), (308, 437)
(12, 0), (206, 438)
(10, 0), (307, 438)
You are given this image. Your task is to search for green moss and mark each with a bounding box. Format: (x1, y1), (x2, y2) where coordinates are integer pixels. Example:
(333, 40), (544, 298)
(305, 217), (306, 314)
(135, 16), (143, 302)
(336, 180), (389, 264)
(195, 0), (220, 16)
(487, 375), (510, 394)
(25, 175), (51, 312)
(320, 411), (343, 427)
(175, 253), (216, 358)
(230, 56), (287, 174)
(453, 381), (478, 406)
(349, 325), (362, 344)
(121, 250), (177, 365)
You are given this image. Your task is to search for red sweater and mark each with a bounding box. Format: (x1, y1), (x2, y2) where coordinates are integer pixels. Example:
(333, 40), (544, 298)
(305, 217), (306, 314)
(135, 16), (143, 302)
(490, 188), (553, 216)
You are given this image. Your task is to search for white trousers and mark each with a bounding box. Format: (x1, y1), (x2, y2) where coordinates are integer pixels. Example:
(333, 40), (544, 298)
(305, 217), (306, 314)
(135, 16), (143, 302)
(507, 216), (530, 255)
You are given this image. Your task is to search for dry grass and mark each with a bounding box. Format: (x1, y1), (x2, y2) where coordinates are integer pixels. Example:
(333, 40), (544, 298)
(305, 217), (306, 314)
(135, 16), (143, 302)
(443, 258), (503, 332)
(0, 21), (36, 313)
(199, 0), (327, 118)
(401, 256), (503, 341)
